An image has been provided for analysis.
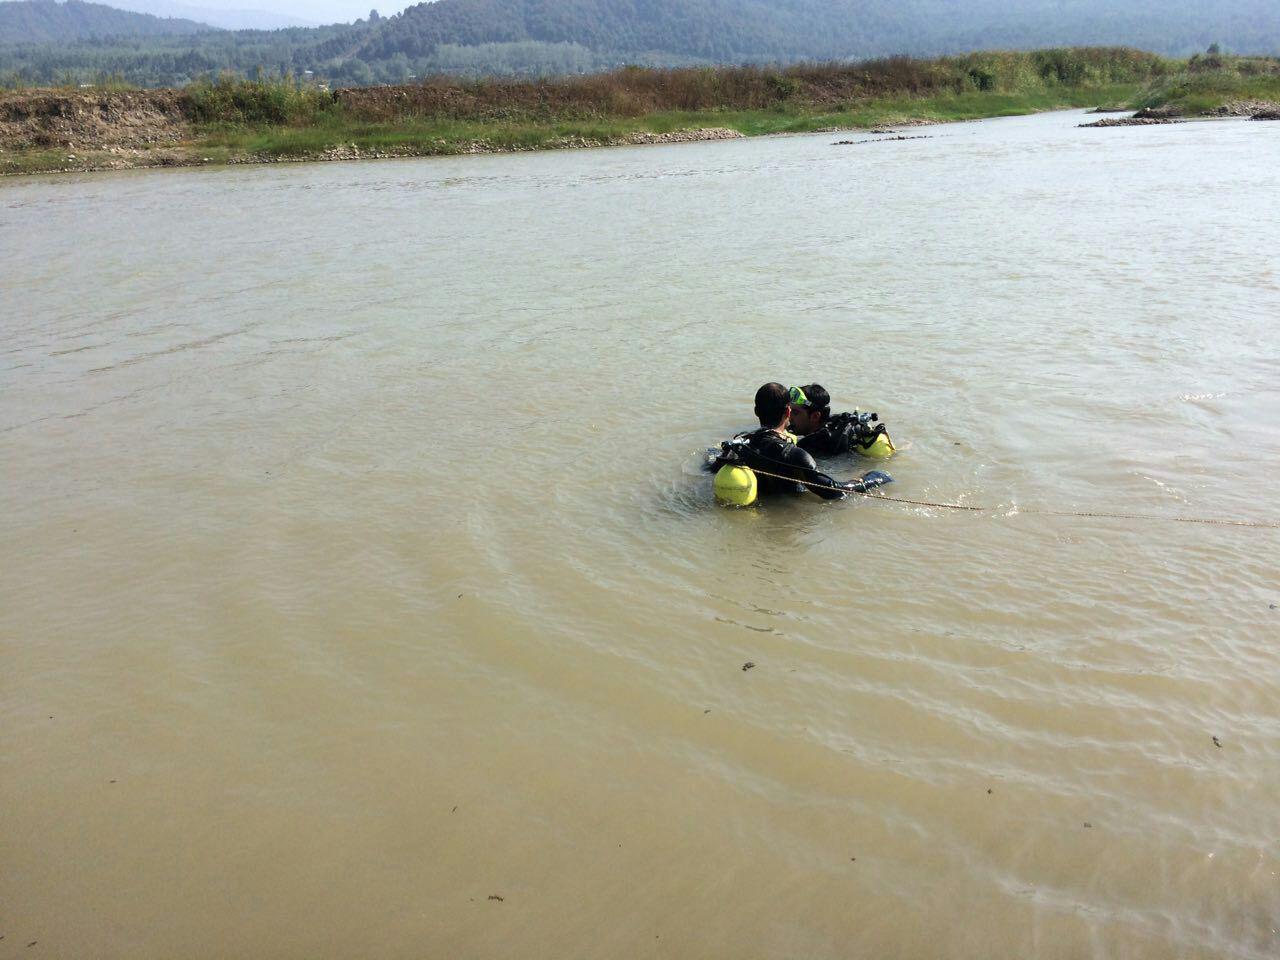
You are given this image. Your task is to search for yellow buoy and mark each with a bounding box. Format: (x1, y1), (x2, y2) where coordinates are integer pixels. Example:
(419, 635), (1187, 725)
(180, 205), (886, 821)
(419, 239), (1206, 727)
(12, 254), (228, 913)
(714, 464), (758, 506)
(857, 431), (896, 460)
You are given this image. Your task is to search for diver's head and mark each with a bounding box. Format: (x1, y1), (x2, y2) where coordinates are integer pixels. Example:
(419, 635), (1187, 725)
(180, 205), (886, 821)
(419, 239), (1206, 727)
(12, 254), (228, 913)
(787, 384), (831, 435)
(754, 382), (791, 430)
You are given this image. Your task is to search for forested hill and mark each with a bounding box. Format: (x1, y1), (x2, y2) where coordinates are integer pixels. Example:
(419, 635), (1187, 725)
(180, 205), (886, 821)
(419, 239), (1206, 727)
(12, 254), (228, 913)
(356, 0), (1280, 64)
(2, 0), (1279, 87)
(0, 0), (212, 43)
(357, 0), (827, 64)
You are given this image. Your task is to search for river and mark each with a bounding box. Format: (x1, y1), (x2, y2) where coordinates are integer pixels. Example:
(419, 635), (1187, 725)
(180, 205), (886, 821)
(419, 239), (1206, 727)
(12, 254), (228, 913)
(2, 109), (1279, 959)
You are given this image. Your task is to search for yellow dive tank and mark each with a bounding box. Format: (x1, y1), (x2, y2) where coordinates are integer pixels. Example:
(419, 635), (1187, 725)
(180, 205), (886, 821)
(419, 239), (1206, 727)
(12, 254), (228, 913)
(857, 430), (896, 460)
(714, 464), (758, 506)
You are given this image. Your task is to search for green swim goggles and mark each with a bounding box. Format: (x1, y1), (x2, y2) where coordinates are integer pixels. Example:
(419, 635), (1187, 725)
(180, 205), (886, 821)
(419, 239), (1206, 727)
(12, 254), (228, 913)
(788, 386), (811, 408)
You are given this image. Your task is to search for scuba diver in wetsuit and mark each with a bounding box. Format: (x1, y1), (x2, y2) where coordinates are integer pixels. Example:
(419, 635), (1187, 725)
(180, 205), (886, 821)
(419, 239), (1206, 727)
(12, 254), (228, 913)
(788, 384), (896, 459)
(711, 383), (891, 502)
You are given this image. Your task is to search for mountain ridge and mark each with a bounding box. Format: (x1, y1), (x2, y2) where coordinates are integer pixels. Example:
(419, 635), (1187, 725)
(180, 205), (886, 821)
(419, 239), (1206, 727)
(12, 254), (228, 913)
(0, 0), (213, 43)
(2, 0), (1278, 87)
(105, 0), (316, 31)
(356, 0), (1280, 64)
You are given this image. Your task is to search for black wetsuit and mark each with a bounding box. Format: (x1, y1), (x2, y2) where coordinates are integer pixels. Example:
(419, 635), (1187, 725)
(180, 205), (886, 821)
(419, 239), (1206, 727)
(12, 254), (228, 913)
(726, 429), (847, 500)
(797, 413), (859, 458)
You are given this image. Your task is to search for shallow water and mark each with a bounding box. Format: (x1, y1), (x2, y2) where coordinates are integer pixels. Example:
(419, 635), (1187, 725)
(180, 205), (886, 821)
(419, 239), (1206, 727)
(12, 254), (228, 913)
(2, 110), (1279, 959)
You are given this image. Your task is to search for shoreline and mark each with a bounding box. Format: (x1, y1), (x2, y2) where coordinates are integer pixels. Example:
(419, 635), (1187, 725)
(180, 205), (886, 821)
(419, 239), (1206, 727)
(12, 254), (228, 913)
(4, 96), (1273, 179)
(1, 67), (1152, 179)
(0, 128), (744, 178)
(0, 98), (1106, 179)
(3, 122), (947, 178)
(4, 48), (1275, 179)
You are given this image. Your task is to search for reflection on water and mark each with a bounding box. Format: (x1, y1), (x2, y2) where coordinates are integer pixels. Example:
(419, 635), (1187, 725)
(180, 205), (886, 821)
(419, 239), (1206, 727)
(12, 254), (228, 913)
(2, 110), (1279, 960)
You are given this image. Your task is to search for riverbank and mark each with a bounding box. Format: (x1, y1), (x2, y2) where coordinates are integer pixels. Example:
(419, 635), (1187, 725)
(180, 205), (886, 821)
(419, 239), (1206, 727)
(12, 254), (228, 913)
(1076, 54), (1280, 126)
(2, 48), (1275, 177)
(0, 85), (1142, 176)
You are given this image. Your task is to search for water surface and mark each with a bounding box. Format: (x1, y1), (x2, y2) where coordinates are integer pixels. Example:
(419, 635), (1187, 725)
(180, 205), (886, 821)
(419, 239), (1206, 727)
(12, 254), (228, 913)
(3, 110), (1279, 959)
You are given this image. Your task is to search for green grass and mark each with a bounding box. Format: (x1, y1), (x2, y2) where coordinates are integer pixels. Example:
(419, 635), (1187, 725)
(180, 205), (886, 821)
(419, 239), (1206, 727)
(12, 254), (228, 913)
(1136, 72), (1280, 113)
(0, 144), (234, 175)
(185, 75), (338, 126)
(0, 148), (79, 175)
(7, 49), (1278, 177)
(189, 83), (1147, 161)
(1127, 56), (1280, 113)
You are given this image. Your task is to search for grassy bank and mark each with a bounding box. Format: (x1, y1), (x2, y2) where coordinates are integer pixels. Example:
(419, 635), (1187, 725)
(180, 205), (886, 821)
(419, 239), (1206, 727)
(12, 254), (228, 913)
(3, 48), (1276, 177)
(193, 82), (1145, 159)
(1, 86), (1141, 175)
(1132, 54), (1280, 113)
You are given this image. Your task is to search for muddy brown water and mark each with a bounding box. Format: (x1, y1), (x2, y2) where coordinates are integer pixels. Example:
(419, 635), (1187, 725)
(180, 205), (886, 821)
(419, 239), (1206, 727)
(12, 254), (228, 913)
(2, 110), (1279, 959)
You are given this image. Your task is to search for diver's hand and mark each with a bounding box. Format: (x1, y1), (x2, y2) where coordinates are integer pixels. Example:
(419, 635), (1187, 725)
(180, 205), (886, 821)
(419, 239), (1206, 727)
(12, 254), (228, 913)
(843, 470), (893, 494)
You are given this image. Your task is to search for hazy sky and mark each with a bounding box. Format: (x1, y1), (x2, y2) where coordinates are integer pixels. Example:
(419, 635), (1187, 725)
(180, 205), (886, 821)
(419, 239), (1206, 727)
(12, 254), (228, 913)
(0, 0), (419, 27)
(232, 1), (413, 21)
(176, 0), (414, 24)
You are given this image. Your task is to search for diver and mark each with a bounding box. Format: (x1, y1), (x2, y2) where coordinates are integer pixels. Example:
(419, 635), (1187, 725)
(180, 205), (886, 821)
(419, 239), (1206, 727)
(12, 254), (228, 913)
(787, 384), (896, 459)
(711, 383), (892, 505)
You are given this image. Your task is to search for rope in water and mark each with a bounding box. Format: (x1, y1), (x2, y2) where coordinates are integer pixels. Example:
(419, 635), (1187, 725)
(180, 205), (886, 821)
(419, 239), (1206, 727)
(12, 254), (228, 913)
(741, 465), (1280, 529)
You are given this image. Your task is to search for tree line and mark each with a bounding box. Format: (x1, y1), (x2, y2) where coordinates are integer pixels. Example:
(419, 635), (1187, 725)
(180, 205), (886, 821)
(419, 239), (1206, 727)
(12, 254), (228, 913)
(1, 0), (1277, 88)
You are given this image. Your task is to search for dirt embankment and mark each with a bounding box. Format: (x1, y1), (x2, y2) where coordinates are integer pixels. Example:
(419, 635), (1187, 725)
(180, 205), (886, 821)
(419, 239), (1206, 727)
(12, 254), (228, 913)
(0, 88), (200, 172)
(0, 89), (191, 149)
(0, 86), (753, 175)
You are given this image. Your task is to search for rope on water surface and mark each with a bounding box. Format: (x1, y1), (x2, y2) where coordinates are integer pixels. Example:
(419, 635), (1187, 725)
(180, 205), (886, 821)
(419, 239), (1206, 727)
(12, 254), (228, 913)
(740, 466), (1280, 529)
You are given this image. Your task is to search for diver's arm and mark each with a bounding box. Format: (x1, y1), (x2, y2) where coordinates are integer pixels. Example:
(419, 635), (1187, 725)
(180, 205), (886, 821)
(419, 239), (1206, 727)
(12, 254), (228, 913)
(796, 449), (894, 499)
(842, 470), (894, 494)
(787, 447), (847, 500)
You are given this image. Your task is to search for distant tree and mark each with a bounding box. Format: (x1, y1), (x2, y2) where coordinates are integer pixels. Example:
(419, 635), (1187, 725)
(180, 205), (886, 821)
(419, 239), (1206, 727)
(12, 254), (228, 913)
(369, 10), (381, 23)
(382, 51), (409, 80)
(346, 58), (373, 84)
(1207, 42), (1222, 54)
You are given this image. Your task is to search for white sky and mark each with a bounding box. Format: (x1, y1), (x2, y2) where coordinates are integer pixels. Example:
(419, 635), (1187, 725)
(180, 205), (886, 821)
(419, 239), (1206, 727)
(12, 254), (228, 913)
(218, 1), (413, 21)
(1, 0), (418, 27)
